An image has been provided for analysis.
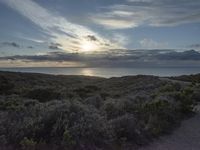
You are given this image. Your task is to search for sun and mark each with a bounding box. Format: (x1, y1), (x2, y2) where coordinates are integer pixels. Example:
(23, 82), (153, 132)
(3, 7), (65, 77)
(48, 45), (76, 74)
(80, 41), (98, 52)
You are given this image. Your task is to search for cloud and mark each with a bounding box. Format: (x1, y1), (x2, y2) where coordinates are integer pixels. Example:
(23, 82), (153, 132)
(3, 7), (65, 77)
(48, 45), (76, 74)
(188, 44), (200, 49)
(1, 49), (200, 67)
(1, 42), (20, 48)
(127, 0), (152, 2)
(156, 50), (200, 60)
(48, 43), (62, 50)
(27, 46), (33, 49)
(111, 33), (130, 47)
(0, 41), (36, 50)
(91, 17), (138, 29)
(90, 0), (200, 29)
(139, 38), (168, 49)
(86, 35), (98, 41)
(18, 36), (45, 43)
(1, 0), (123, 51)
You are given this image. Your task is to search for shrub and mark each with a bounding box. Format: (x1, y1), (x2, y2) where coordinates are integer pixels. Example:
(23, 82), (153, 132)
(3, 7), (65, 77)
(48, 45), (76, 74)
(141, 100), (179, 136)
(159, 83), (181, 93)
(25, 88), (62, 102)
(73, 85), (100, 99)
(101, 99), (124, 119)
(63, 129), (75, 146)
(177, 87), (194, 114)
(66, 101), (111, 147)
(84, 95), (103, 108)
(0, 77), (14, 95)
(20, 137), (37, 150)
(109, 114), (147, 145)
(0, 96), (24, 111)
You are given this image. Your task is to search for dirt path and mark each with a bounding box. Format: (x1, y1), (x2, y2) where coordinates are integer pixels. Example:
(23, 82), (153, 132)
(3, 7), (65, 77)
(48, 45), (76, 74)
(139, 112), (200, 150)
(138, 78), (200, 150)
(159, 77), (191, 85)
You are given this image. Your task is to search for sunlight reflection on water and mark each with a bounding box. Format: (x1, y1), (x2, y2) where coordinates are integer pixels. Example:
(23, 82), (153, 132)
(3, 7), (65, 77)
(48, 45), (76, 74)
(81, 68), (94, 76)
(1, 67), (200, 78)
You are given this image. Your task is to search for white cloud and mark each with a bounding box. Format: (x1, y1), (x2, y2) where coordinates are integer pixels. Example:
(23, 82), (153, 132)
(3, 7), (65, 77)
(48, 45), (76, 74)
(18, 36), (45, 43)
(92, 18), (138, 29)
(127, 0), (152, 2)
(139, 38), (168, 49)
(90, 0), (200, 29)
(111, 33), (130, 46)
(1, 0), (123, 51)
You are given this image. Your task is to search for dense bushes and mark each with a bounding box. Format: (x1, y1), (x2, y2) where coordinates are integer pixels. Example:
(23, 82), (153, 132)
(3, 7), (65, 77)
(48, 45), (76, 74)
(0, 71), (199, 150)
(0, 99), (112, 149)
(140, 100), (179, 136)
(170, 74), (200, 83)
(109, 114), (147, 145)
(0, 76), (14, 95)
(24, 88), (63, 102)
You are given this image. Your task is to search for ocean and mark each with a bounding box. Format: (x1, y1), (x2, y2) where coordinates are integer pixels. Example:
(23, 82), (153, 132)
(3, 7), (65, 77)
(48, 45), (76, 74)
(0, 67), (200, 78)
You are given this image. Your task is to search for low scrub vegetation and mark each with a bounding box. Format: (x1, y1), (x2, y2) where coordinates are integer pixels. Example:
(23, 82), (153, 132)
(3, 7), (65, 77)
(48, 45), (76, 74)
(0, 71), (199, 150)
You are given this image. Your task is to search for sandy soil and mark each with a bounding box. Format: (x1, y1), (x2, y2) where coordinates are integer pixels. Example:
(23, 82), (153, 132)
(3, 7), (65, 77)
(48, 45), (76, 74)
(139, 109), (200, 150)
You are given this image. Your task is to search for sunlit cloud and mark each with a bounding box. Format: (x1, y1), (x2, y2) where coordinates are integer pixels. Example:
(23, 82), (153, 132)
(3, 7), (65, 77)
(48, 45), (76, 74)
(90, 0), (200, 29)
(0, 59), (84, 68)
(112, 33), (130, 47)
(91, 16), (138, 29)
(18, 36), (45, 44)
(1, 0), (123, 52)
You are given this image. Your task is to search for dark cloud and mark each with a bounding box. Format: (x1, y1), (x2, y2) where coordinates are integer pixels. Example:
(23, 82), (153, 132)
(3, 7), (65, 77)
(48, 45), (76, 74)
(156, 50), (200, 60)
(1, 42), (20, 48)
(86, 35), (112, 47)
(48, 43), (62, 50)
(86, 35), (98, 41)
(0, 51), (81, 62)
(49, 45), (59, 50)
(1, 49), (200, 67)
(27, 46), (34, 49)
(189, 44), (200, 49)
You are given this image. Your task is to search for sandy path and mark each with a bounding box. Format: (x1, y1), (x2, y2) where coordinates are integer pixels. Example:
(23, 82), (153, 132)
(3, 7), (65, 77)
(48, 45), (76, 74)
(139, 112), (200, 150)
(139, 78), (200, 150)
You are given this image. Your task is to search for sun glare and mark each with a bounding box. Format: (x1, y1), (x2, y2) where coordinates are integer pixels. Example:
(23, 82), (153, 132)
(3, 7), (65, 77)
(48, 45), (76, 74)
(81, 41), (98, 52)
(81, 68), (94, 76)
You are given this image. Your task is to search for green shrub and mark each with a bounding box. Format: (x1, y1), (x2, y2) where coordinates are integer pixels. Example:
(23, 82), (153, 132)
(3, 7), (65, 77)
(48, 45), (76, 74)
(159, 83), (181, 93)
(109, 114), (147, 145)
(141, 100), (179, 136)
(0, 96), (24, 111)
(20, 137), (37, 150)
(178, 88), (194, 114)
(101, 99), (124, 119)
(62, 129), (76, 146)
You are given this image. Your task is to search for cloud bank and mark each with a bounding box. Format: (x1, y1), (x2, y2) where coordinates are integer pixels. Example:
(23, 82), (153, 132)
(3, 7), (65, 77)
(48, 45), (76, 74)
(1, 49), (200, 67)
(91, 0), (200, 29)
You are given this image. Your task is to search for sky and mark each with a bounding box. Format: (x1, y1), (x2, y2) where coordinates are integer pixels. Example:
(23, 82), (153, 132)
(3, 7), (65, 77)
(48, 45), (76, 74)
(0, 0), (200, 67)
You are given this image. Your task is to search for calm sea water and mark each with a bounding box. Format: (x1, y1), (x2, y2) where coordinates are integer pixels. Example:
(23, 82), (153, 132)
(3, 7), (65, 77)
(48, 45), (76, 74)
(0, 67), (200, 78)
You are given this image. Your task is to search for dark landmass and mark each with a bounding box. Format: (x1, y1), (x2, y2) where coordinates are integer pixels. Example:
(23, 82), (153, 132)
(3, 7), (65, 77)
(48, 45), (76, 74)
(0, 71), (200, 150)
